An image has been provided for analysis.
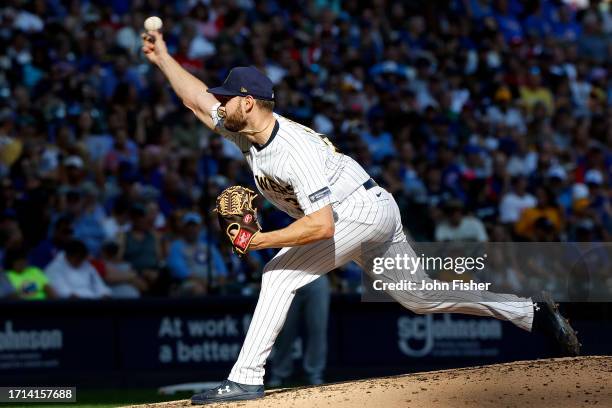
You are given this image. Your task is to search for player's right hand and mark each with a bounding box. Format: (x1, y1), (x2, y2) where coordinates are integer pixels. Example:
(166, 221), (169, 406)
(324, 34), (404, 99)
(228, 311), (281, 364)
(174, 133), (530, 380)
(141, 30), (167, 66)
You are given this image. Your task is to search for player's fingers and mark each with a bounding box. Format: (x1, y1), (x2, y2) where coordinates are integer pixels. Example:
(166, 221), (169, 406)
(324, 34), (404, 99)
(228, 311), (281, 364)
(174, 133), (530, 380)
(148, 30), (162, 41)
(142, 45), (157, 56)
(141, 32), (155, 44)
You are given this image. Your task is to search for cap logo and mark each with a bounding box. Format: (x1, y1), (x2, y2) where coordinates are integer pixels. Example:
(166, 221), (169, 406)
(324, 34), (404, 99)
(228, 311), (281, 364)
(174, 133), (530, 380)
(240, 87), (247, 93)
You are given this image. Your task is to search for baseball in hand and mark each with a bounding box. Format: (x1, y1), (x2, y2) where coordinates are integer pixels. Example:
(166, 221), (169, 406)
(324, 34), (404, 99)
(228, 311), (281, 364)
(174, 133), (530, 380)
(144, 16), (163, 31)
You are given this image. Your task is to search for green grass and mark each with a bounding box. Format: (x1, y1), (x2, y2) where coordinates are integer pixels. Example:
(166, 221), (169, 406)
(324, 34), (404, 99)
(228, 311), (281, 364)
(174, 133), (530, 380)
(0, 389), (192, 408)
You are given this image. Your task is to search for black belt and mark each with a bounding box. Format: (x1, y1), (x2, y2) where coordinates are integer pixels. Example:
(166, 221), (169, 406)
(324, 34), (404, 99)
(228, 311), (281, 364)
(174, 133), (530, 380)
(363, 178), (378, 190)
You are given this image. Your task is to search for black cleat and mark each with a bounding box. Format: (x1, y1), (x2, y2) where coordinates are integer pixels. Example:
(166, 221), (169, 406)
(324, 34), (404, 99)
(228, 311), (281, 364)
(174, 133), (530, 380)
(191, 379), (264, 405)
(532, 291), (581, 356)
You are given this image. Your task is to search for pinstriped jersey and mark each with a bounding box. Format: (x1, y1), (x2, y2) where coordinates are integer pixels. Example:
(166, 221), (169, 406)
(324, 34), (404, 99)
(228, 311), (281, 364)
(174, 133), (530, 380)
(210, 103), (371, 219)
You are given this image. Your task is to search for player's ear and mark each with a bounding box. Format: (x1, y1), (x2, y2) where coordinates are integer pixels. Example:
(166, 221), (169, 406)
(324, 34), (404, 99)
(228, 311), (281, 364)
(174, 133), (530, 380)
(243, 96), (255, 113)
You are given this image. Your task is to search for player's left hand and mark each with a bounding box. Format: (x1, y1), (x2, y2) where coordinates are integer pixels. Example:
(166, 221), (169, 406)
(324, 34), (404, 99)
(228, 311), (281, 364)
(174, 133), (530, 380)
(229, 229), (263, 251)
(215, 186), (262, 256)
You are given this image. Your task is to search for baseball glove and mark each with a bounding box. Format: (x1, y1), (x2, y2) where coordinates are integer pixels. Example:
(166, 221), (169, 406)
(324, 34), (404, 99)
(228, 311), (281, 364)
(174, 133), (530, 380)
(215, 186), (262, 255)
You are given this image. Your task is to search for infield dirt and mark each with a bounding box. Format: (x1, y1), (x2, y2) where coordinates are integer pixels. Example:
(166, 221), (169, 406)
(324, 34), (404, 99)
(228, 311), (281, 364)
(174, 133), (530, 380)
(124, 356), (611, 408)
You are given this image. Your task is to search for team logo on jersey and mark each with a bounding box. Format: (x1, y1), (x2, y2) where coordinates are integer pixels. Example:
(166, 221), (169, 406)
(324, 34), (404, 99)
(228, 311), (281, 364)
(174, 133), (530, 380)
(308, 186), (331, 203)
(255, 175), (300, 210)
(240, 87), (247, 93)
(243, 213), (253, 223)
(255, 175), (293, 195)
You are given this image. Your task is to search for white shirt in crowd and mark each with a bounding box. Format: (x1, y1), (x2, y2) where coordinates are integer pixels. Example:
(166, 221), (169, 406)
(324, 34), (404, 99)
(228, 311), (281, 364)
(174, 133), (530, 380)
(485, 105), (526, 134)
(435, 216), (489, 242)
(499, 192), (537, 223)
(506, 151), (538, 177)
(45, 252), (111, 299)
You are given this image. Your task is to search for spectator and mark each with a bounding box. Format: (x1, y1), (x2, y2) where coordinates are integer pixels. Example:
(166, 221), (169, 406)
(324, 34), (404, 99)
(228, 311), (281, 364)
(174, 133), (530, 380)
(486, 86), (526, 133)
(499, 176), (537, 225)
(435, 199), (489, 242)
(577, 11), (610, 63)
(91, 241), (147, 298)
(59, 187), (106, 256)
(61, 156), (86, 190)
(519, 66), (554, 116)
(103, 127), (139, 174)
(493, 0), (524, 43)
(158, 172), (193, 217)
(551, 4), (581, 41)
(0, 271), (16, 299)
(584, 170), (611, 236)
(532, 216), (560, 242)
(515, 186), (563, 240)
(45, 239), (111, 299)
(117, 204), (163, 294)
(0, 215), (24, 269)
(3, 247), (56, 300)
(28, 215), (74, 269)
(172, 109), (207, 151)
(167, 212), (227, 296)
(359, 112), (394, 162)
(102, 198), (131, 241)
(506, 137), (538, 177)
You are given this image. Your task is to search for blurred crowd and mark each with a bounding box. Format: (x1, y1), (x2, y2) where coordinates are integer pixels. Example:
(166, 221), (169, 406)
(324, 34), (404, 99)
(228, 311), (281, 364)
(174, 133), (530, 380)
(0, 0), (610, 301)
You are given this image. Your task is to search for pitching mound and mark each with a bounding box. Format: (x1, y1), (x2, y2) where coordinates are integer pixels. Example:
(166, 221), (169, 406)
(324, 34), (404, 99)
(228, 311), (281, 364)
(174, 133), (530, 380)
(127, 356), (611, 408)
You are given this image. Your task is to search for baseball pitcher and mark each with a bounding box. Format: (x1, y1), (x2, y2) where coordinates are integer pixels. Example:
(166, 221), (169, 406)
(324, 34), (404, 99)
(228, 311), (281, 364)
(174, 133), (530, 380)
(141, 30), (580, 404)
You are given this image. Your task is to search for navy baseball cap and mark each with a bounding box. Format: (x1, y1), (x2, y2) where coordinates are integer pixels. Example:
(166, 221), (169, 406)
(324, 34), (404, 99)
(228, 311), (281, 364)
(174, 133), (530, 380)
(207, 66), (275, 101)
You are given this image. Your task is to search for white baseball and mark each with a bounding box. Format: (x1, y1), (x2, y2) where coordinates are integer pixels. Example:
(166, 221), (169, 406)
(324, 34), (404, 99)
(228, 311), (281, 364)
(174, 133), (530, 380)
(144, 16), (163, 31)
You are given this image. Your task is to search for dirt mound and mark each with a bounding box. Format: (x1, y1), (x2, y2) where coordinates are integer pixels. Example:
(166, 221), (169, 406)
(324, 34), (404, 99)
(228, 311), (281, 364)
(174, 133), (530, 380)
(126, 356), (611, 408)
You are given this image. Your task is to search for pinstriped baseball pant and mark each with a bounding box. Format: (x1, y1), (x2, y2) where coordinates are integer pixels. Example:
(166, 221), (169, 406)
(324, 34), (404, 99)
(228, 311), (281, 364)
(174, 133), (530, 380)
(228, 185), (535, 385)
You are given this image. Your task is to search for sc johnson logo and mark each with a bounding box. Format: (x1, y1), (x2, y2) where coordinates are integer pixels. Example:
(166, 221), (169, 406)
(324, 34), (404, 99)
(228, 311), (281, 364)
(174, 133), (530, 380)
(0, 321), (63, 351)
(397, 315), (502, 357)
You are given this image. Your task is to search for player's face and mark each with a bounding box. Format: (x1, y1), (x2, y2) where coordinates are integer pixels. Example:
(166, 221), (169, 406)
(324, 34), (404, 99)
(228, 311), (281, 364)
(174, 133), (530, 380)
(217, 95), (248, 132)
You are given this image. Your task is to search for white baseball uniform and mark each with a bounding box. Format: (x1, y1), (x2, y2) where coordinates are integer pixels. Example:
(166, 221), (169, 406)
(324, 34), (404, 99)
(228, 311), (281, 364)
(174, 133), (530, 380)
(210, 103), (535, 385)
